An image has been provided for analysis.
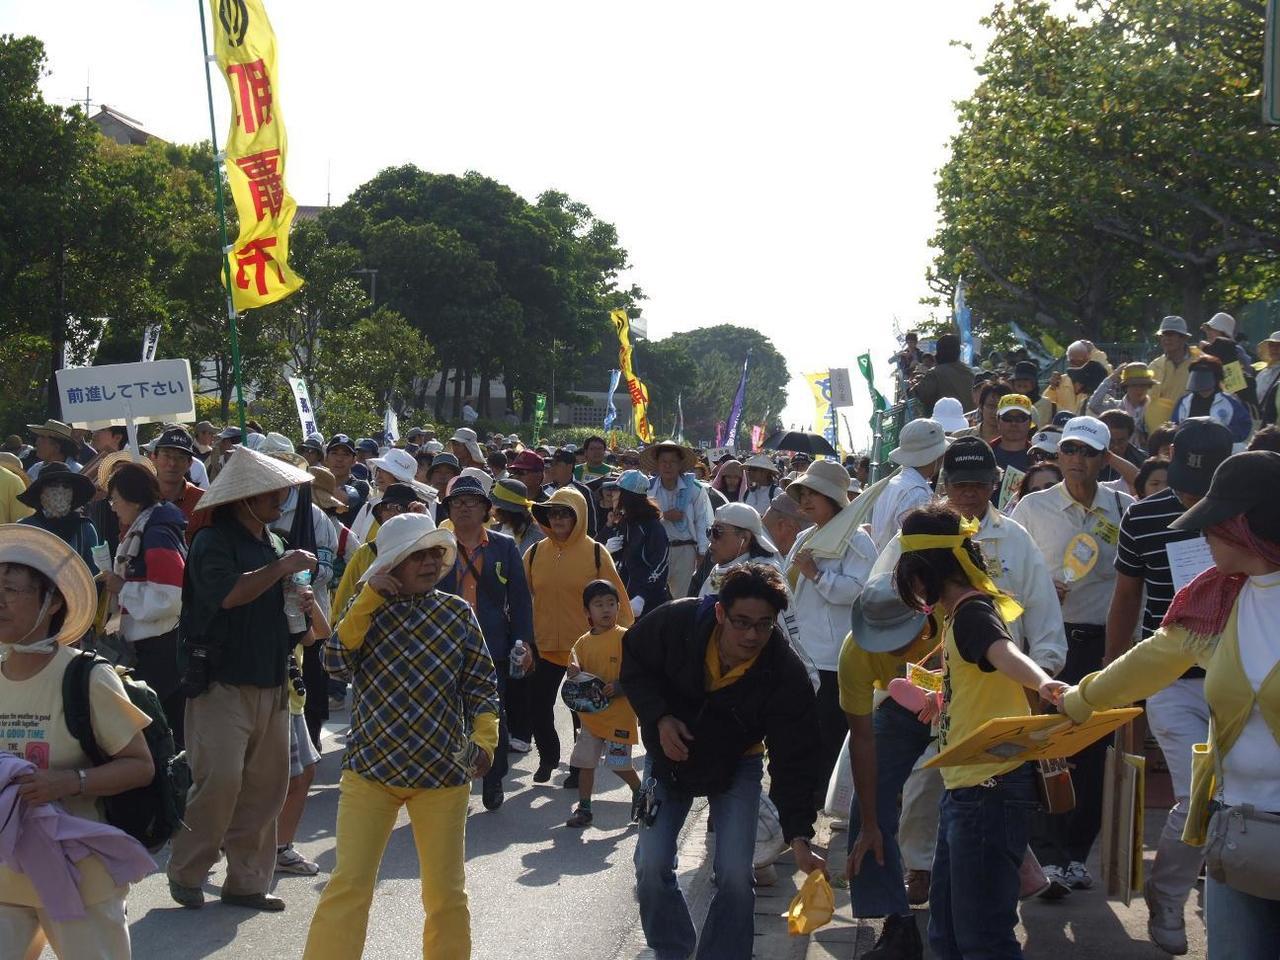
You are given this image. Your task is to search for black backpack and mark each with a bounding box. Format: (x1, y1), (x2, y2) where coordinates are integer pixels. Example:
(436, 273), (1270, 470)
(62, 651), (191, 851)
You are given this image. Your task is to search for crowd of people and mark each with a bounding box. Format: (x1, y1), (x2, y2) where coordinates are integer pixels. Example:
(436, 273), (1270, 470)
(0, 315), (1277, 960)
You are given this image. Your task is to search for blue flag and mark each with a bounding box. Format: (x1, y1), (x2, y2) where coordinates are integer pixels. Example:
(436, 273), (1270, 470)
(724, 350), (752, 448)
(603, 369), (622, 430)
(954, 278), (975, 366)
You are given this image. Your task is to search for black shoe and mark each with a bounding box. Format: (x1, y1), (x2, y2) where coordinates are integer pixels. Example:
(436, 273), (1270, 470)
(629, 789), (643, 824)
(865, 913), (923, 960)
(482, 784), (504, 810)
(563, 768), (580, 789)
(221, 892), (286, 912)
(533, 764), (554, 784)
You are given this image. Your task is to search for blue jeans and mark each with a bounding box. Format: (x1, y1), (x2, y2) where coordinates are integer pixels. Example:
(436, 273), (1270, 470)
(1206, 876), (1280, 960)
(635, 754), (764, 960)
(929, 764), (1036, 960)
(847, 700), (935, 917)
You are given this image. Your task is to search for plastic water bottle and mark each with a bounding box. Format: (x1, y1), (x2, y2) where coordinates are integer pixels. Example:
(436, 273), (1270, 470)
(509, 640), (529, 679)
(91, 544), (113, 575)
(284, 570), (312, 634)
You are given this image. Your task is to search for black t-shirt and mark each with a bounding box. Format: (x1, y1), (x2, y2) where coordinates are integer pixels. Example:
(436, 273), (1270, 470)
(951, 595), (1011, 674)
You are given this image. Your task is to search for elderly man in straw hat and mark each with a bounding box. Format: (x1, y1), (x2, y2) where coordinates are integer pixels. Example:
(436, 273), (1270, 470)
(303, 512), (499, 960)
(166, 446), (318, 912)
(25, 420), (83, 483)
(643, 441), (714, 599)
(0, 525), (155, 959)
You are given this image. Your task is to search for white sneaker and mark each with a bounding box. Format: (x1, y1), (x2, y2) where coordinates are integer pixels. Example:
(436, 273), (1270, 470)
(1064, 861), (1094, 890)
(275, 845), (319, 876)
(508, 738), (532, 753)
(1144, 879), (1188, 955)
(1037, 865), (1072, 900)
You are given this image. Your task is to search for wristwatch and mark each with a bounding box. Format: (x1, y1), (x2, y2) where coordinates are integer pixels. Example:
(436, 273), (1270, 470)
(75, 769), (88, 796)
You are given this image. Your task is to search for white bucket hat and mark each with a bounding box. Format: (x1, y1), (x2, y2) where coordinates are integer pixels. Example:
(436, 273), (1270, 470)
(931, 397), (970, 434)
(714, 501), (778, 555)
(742, 453), (779, 475)
(785, 459), (852, 507)
(0, 524), (97, 646)
(359, 512), (457, 583)
(195, 445), (313, 511)
(259, 432), (296, 457)
(449, 427), (484, 463)
(889, 418), (949, 468)
(368, 448), (418, 484)
(1204, 312), (1236, 337)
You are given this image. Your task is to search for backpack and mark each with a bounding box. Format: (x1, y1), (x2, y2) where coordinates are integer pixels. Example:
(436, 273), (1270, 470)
(62, 651), (191, 852)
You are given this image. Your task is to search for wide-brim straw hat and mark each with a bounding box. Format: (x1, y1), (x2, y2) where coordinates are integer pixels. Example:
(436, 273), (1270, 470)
(195, 445), (313, 511)
(0, 452), (30, 487)
(307, 466), (345, 511)
(18, 463), (96, 511)
(25, 419), (74, 443)
(359, 512), (457, 583)
(742, 453), (779, 475)
(639, 441), (698, 474)
(0, 524), (97, 646)
(95, 451), (157, 491)
(785, 459), (852, 508)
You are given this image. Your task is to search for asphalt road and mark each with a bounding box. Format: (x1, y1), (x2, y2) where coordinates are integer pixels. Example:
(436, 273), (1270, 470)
(48, 709), (660, 960)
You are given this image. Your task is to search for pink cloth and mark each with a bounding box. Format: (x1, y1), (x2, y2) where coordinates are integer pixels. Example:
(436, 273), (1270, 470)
(0, 752), (156, 920)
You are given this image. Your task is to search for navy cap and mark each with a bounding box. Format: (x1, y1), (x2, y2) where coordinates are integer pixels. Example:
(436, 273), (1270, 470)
(154, 427), (196, 456)
(326, 433), (356, 453)
(1167, 417), (1234, 498)
(1172, 450), (1280, 540)
(356, 438), (379, 455)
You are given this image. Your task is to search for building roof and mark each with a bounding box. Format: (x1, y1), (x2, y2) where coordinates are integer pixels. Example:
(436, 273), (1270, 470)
(89, 106), (165, 146)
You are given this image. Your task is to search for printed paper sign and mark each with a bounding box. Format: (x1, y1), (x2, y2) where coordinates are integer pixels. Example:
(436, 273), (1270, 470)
(1167, 536), (1214, 593)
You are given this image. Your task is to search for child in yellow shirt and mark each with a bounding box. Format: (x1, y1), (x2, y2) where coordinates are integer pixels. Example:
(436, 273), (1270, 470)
(564, 580), (642, 828)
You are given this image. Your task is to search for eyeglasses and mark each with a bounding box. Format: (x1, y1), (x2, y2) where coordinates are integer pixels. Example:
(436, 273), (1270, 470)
(725, 615), (775, 635)
(1058, 442), (1104, 458)
(544, 507), (574, 520)
(450, 497), (486, 511)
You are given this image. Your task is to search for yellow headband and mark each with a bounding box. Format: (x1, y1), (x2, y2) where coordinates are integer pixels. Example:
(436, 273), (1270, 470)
(898, 516), (1024, 624)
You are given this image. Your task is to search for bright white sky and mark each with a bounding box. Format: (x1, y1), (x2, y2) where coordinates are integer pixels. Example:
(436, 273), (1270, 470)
(3, 1), (1024, 445)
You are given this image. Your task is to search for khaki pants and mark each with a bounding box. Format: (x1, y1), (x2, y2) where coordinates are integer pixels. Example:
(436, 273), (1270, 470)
(667, 543), (698, 599)
(168, 682), (290, 896)
(303, 771), (471, 960)
(0, 896), (130, 960)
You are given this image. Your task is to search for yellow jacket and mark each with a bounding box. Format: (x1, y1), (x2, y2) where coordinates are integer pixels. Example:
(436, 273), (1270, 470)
(0, 468), (32, 524)
(523, 486), (632, 665)
(1147, 348), (1199, 434)
(332, 526), (380, 622)
(1063, 599), (1280, 844)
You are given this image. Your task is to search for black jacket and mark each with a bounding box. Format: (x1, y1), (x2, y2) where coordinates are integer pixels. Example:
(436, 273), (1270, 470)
(621, 596), (819, 842)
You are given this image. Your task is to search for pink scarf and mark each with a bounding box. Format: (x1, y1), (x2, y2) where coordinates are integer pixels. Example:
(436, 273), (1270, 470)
(1162, 515), (1280, 637)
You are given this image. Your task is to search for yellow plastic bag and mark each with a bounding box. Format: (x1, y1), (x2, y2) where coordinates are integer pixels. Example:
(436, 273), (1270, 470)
(783, 870), (834, 935)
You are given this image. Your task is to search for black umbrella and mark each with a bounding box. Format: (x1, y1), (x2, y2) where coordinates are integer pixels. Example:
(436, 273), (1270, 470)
(762, 431), (838, 457)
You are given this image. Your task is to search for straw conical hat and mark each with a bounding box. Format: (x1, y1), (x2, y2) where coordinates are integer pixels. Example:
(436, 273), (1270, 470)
(0, 524), (97, 645)
(195, 445), (313, 511)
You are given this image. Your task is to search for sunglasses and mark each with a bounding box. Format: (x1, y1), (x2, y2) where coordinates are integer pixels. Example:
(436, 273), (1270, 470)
(707, 525), (743, 541)
(544, 507), (574, 519)
(1058, 442), (1104, 458)
(999, 413), (1031, 424)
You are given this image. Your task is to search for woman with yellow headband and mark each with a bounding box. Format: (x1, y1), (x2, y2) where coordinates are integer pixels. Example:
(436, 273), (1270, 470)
(893, 504), (1067, 959)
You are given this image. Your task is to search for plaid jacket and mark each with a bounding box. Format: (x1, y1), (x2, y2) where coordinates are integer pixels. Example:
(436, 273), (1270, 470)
(325, 590), (500, 789)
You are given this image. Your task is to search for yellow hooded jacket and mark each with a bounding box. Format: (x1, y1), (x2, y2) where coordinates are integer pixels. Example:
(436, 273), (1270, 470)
(523, 486), (632, 666)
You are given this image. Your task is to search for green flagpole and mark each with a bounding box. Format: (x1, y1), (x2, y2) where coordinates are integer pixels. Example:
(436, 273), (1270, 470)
(198, 0), (248, 435)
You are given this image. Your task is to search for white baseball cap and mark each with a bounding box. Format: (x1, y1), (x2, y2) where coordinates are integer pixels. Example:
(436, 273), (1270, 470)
(1029, 430), (1060, 455)
(714, 501), (778, 555)
(368, 448), (418, 483)
(1059, 416), (1110, 452)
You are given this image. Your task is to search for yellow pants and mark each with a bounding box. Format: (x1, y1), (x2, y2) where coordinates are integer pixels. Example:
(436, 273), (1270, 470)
(303, 770), (470, 960)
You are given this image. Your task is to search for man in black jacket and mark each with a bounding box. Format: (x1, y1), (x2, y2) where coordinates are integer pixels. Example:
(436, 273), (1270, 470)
(622, 564), (825, 960)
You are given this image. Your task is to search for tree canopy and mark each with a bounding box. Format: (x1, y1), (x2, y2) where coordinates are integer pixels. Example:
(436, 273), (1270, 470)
(929, 0), (1280, 344)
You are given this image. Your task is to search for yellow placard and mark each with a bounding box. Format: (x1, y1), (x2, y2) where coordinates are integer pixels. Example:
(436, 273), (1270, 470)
(997, 466), (1025, 510)
(1062, 532), (1099, 582)
(924, 707), (1142, 768)
(214, 0), (304, 311)
(908, 661), (943, 693)
(1222, 361), (1247, 394)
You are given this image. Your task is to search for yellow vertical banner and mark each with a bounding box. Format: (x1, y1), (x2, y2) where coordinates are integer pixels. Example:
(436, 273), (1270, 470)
(611, 309), (655, 442)
(805, 371), (841, 456)
(213, 0), (303, 311)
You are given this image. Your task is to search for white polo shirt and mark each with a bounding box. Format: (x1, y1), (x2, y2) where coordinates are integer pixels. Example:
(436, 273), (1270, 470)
(1011, 481), (1133, 626)
(868, 465), (935, 552)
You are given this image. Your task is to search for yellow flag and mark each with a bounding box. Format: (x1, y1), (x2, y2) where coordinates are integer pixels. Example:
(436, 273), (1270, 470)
(611, 309), (655, 442)
(213, 0), (303, 311)
(805, 371), (841, 456)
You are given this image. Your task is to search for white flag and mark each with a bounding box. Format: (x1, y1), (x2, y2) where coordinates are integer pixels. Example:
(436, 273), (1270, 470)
(384, 406), (400, 446)
(141, 324), (162, 363)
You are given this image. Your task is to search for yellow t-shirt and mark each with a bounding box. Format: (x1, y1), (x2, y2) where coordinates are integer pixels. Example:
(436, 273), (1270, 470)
(571, 626), (637, 744)
(837, 629), (938, 717)
(938, 597), (1031, 790)
(0, 467), (33, 524)
(0, 646), (150, 907)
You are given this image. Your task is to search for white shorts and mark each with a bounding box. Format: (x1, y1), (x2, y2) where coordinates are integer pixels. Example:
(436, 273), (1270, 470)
(289, 713), (321, 778)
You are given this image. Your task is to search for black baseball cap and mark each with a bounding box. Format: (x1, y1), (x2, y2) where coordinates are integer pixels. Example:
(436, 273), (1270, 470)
(216, 425), (242, 441)
(1167, 417), (1233, 498)
(1172, 450), (1280, 540)
(1051, 411), (1075, 428)
(943, 436), (998, 484)
(356, 438), (379, 455)
(154, 427), (196, 456)
(550, 449), (576, 465)
(1012, 360), (1039, 381)
(377, 482), (427, 509)
(326, 433), (356, 454)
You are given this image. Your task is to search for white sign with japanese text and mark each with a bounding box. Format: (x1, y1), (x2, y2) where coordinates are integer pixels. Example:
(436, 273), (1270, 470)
(56, 359), (195, 426)
(287, 376), (318, 440)
(828, 368), (855, 408)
